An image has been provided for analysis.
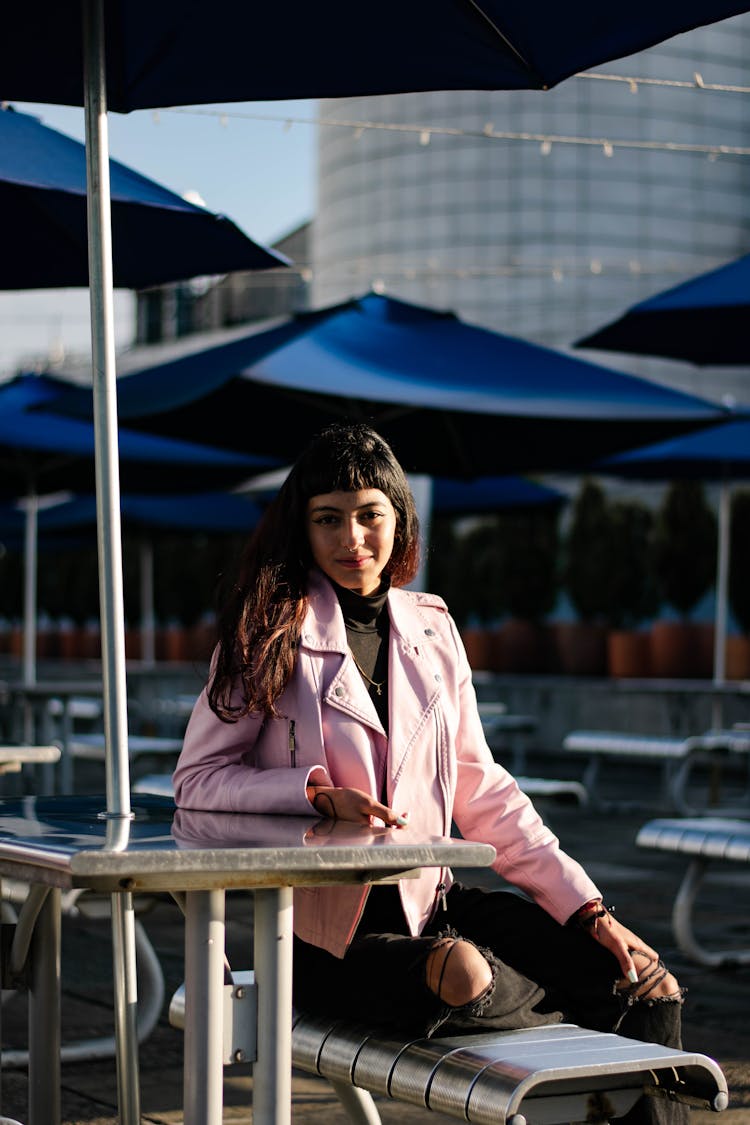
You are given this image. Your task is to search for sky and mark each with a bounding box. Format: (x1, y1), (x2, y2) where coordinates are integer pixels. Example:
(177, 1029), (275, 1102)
(0, 99), (316, 378)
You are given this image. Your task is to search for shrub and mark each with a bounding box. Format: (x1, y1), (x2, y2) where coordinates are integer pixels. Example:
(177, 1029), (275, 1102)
(495, 507), (560, 622)
(729, 489), (750, 635)
(562, 479), (613, 623)
(602, 499), (659, 629)
(653, 480), (716, 617)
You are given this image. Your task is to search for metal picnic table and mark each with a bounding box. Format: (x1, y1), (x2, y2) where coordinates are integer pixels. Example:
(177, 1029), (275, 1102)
(0, 794), (494, 1125)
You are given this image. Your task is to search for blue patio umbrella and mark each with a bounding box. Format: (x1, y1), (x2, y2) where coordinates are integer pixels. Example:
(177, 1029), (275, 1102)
(0, 373), (270, 683)
(597, 414), (750, 705)
(576, 253), (750, 366)
(432, 475), (567, 514)
(2, 3), (747, 108)
(0, 374), (271, 496)
(52, 293), (728, 477)
(7, 5), (748, 1117)
(0, 104), (286, 288)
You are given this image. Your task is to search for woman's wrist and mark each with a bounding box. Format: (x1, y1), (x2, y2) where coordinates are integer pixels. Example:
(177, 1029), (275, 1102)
(307, 785), (337, 819)
(569, 898), (603, 926)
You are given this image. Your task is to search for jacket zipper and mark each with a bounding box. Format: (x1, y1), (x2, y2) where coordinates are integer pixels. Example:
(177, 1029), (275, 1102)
(433, 708), (450, 917)
(288, 719), (297, 767)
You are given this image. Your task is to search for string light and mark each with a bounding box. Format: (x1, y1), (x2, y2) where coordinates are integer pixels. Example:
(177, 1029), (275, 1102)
(578, 70), (750, 95)
(207, 255), (727, 285)
(163, 105), (750, 160)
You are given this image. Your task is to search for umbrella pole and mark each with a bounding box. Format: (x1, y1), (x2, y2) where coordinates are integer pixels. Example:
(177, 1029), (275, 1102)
(83, 4), (141, 1124)
(407, 475), (433, 590)
(22, 491), (38, 689)
(140, 538), (156, 666)
(711, 481), (731, 731)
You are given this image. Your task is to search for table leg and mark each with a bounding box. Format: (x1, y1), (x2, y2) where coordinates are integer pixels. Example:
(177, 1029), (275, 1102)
(29, 886), (60, 1125)
(59, 700), (74, 796)
(184, 889), (226, 1125)
(254, 886), (293, 1125)
(111, 892), (141, 1125)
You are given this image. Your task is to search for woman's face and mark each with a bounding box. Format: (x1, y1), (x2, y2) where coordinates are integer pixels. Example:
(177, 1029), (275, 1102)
(307, 488), (397, 596)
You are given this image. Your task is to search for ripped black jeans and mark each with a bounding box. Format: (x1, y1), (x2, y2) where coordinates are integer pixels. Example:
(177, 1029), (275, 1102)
(293, 883), (687, 1125)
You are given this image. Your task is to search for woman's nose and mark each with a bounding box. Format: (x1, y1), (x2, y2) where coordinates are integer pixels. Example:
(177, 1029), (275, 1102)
(343, 520), (364, 547)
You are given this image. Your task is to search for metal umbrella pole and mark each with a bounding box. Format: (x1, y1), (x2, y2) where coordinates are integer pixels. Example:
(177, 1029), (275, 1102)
(82, 2), (140, 1122)
(711, 480), (731, 731)
(21, 491), (39, 689)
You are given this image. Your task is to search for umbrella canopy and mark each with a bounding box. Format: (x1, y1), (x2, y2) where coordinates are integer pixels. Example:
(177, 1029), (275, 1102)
(432, 475), (567, 514)
(18, 491), (264, 535)
(576, 253), (750, 366)
(597, 413), (750, 702)
(0, 373), (270, 496)
(51, 293), (728, 476)
(598, 415), (750, 480)
(0, 103), (286, 288)
(2, 3), (748, 109)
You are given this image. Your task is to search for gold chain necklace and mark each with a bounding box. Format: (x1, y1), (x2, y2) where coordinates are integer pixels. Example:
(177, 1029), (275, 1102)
(349, 649), (386, 696)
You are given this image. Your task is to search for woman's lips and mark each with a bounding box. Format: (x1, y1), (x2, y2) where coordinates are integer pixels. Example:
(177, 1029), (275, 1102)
(337, 556), (370, 568)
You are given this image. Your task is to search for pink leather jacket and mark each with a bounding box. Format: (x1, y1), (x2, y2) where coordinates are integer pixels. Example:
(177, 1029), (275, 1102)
(173, 570), (600, 957)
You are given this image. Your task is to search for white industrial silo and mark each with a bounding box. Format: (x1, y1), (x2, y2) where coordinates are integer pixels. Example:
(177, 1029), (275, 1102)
(312, 14), (750, 400)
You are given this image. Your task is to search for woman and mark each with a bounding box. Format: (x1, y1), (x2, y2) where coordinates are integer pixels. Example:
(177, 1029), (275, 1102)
(174, 423), (686, 1125)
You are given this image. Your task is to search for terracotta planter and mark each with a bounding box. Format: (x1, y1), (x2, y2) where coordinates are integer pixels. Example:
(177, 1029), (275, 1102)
(158, 624), (190, 662)
(554, 622), (607, 676)
(188, 618), (218, 663)
(691, 622), (715, 680)
(9, 624), (22, 658)
(124, 628), (142, 661)
(80, 622), (102, 660)
(725, 635), (750, 680)
(460, 627), (492, 672)
(649, 621), (700, 678)
(500, 619), (552, 674)
(607, 630), (652, 679)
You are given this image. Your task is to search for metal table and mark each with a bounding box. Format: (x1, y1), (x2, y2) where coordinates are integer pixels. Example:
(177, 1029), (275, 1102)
(0, 745), (61, 776)
(0, 794), (495, 1125)
(3, 680), (104, 793)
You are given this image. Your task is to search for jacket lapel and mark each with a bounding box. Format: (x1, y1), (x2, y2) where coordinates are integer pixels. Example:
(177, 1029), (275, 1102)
(301, 571), (385, 735)
(387, 591), (442, 784)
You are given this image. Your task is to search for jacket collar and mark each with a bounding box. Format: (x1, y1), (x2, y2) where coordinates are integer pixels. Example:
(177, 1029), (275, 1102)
(301, 568), (441, 653)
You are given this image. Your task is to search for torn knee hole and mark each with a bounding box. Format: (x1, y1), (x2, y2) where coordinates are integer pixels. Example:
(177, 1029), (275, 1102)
(425, 938), (493, 1007)
(618, 958), (681, 1003)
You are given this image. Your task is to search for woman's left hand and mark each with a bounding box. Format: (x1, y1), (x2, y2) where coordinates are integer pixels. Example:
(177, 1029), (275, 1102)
(585, 908), (658, 983)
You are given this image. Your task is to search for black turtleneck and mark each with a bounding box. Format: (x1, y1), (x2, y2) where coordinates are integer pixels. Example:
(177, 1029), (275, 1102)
(330, 578), (406, 934)
(332, 579), (390, 735)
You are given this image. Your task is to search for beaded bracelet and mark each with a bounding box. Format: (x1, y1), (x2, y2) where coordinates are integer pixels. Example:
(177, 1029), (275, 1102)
(578, 907), (608, 930)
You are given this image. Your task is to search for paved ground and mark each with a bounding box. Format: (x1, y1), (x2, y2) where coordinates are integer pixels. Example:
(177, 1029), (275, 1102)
(0, 753), (748, 1124)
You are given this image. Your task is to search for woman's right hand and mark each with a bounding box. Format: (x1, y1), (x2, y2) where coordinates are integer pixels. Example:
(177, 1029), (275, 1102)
(307, 784), (408, 827)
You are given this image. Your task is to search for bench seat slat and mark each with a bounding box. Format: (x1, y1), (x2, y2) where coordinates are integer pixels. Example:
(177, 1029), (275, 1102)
(292, 1015), (728, 1125)
(637, 818), (750, 861)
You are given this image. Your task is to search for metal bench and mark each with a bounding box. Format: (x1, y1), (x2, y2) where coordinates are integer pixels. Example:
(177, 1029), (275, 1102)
(70, 734), (183, 787)
(563, 729), (750, 813)
(517, 776), (588, 807)
(70, 733), (183, 761)
(480, 708), (538, 775)
(636, 816), (750, 968)
(168, 972), (727, 1125)
(291, 1015), (727, 1125)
